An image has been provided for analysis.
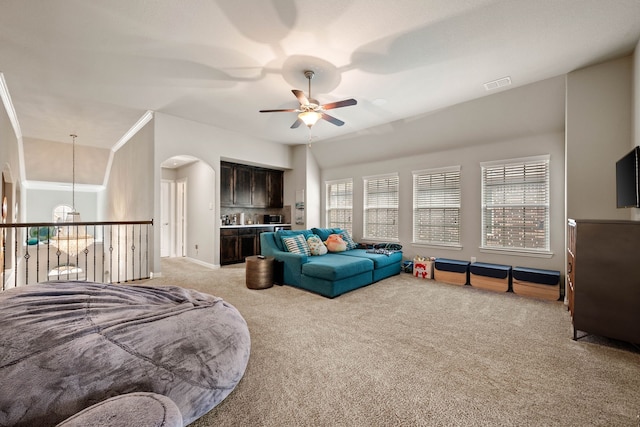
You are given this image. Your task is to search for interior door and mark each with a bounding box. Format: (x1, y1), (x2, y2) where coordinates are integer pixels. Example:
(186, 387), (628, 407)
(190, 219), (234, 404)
(160, 180), (171, 257)
(176, 179), (187, 257)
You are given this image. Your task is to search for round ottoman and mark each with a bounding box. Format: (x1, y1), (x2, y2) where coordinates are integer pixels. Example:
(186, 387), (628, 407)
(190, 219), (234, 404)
(56, 392), (182, 427)
(0, 281), (251, 426)
(245, 255), (275, 289)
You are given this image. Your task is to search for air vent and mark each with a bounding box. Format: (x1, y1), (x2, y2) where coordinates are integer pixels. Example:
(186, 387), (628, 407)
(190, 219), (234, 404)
(483, 76), (512, 91)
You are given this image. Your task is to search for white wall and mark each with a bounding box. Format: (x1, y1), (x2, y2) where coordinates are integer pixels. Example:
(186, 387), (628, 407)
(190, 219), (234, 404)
(322, 132), (565, 272)
(25, 188), (98, 222)
(566, 55), (633, 220)
(285, 144), (321, 230)
(174, 160), (216, 265)
(103, 119), (155, 222)
(306, 147), (321, 229)
(153, 112), (293, 269)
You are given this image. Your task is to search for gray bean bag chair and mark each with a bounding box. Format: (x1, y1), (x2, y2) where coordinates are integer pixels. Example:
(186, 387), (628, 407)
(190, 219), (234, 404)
(0, 281), (251, 426)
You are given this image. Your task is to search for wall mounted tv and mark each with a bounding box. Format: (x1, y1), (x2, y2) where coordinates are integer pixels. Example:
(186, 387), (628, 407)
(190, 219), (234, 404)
(615, 146), (640, 208)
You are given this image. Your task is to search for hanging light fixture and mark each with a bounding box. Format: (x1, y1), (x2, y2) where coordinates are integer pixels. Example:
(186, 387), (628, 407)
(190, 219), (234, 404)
(51, 134), (94, 256)
(298, 110), (321, 128)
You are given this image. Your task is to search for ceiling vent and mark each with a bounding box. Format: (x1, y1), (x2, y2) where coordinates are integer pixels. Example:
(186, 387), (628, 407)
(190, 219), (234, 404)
(483, 76), (512, 91)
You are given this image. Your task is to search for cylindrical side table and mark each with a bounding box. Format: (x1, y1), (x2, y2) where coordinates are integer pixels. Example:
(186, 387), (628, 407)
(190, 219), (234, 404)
(245, 255), (275, 289)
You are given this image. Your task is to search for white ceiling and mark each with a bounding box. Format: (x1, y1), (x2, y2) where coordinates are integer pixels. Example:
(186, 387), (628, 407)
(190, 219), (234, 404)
(1, 0), (640, 154)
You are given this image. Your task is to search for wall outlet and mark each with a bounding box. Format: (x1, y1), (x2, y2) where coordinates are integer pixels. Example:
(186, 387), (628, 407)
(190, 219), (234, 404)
(471, 256), (477, 263)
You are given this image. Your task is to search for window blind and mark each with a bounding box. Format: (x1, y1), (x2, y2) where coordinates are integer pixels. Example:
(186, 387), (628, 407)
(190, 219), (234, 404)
(413, 167), (461, 245)
(326, 179), (353, 234)
(481, 156), (550, 251)
(363, 174), (399, 240)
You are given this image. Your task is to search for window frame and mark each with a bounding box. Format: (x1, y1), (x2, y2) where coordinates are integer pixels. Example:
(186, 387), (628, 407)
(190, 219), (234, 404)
(325, 178), (353, 234)
(362, 173), (399, 241)
(412, 165), (461, 248)
(480, 155), (551, 256)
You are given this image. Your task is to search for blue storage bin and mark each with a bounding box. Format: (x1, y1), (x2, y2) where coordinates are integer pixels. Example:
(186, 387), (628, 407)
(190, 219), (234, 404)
(469, 262), (512, 292)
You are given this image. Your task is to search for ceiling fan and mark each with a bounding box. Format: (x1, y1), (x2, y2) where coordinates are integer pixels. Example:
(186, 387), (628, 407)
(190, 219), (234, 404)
(259, 70), (357, 129)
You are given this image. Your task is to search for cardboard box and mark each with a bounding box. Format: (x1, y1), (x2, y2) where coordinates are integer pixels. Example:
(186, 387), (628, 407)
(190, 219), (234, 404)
(413, 258), (433, 279)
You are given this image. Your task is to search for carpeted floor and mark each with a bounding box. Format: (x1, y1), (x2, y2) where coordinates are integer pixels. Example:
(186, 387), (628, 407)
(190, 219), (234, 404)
(146, 257), (640, 427)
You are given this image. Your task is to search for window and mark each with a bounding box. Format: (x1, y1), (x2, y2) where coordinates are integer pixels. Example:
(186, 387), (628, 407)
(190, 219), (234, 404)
(326, 179), (353, 234)
(413, 166), (461, 246)
(481, 155), (550, 252)
(363, 173), (399, 240)
(53, 204), (73, 222)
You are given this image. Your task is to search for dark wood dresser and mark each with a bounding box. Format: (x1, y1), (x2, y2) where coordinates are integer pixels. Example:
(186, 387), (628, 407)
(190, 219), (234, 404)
(567, 219), (640, 344)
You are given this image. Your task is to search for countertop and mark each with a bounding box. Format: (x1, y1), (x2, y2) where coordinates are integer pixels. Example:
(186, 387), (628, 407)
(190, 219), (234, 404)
(220, 224), (291, 229)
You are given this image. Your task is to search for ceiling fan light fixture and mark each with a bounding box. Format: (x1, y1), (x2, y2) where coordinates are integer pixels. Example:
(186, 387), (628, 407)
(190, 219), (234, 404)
(298, 111), (321, 127)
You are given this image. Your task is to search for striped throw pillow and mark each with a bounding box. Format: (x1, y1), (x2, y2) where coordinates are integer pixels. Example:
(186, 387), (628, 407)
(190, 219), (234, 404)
(340, 230), (358, 250)
(282, 234), (310, 255)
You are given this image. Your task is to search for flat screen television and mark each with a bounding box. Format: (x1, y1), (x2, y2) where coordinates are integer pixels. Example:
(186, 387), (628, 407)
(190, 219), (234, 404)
(615, 146), (640, 208)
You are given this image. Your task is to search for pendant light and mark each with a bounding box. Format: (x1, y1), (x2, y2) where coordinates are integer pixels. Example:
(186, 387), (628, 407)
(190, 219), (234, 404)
(51, 134), (94, 256)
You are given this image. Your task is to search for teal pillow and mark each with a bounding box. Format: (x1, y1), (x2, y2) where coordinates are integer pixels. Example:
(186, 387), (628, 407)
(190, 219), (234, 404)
(311, 227), (343, 241)
(282, 234), (311, 256)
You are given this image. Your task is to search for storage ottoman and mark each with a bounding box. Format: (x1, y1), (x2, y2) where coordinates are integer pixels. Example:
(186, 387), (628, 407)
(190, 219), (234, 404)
(512, 266), (560, 301)
(434, 258), (470, 286)
(469, 262), (512, 292)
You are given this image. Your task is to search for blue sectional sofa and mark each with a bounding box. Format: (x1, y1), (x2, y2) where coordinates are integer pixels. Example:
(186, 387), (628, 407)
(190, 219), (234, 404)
(260, 228), (402, 298)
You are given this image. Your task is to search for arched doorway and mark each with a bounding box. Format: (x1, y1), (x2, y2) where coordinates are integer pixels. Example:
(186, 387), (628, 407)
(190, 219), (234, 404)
(160, 155), (216, 265)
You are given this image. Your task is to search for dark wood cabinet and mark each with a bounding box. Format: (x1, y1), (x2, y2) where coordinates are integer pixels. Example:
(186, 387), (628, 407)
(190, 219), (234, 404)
(220, 162), (283, 208)
(567, 219), (640, 344)
(220, 162), (284, 208)
(220, 228), (240, 265)
(239, 228), (257, 260)
(233, 164), (252, 206)
(220, 162), (234, 207)
(252, 168), (268, 208)
(267, 169), (284, 208)
(220, 226), (280, 265)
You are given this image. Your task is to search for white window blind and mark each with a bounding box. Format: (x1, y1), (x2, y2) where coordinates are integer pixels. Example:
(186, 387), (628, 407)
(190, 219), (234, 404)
(413, 166), (461, 245)
(481, 156), (550, 252)
(363, 173), (399, 240)
(326, 179), (353, 234)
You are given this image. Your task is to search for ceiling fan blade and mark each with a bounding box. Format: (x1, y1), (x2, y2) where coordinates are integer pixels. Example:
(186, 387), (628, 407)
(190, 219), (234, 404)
(292, 89), (309, 106)
(321, 98), (357, 110)
(321, 113), (345, 127)
(291, 118), (303, 129)
(259, 108), (298, 113)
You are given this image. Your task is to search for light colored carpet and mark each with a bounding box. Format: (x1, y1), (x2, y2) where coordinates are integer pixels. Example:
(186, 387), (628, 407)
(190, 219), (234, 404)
(146, 258), (640, 427)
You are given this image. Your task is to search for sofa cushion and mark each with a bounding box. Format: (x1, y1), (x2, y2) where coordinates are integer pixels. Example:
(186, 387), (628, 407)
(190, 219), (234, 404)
(469, 262), (511, 279)
(310, 227), (343, 241)
(434, 258), (470, 273)
(307, 234), (328, 256)
(302, 254), (373, 281)
(282, 234), (311, 255)
(512, 266), (560, 286)
(337, 249), (402, 269)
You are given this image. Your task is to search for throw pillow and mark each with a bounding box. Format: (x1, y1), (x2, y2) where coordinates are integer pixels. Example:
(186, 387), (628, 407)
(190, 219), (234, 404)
(325, 234), (347, 252)
(340, 230), (358, 250)
(307, 234), (328, 256)
(282, 234), (311, 255)
(310, 227), (343, 241)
